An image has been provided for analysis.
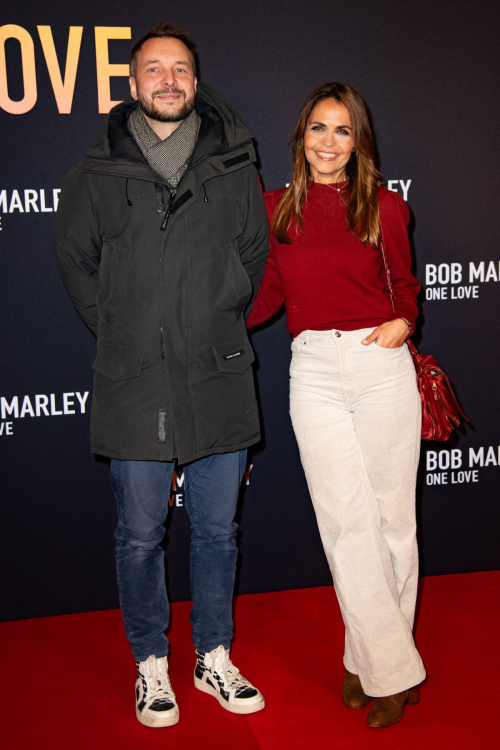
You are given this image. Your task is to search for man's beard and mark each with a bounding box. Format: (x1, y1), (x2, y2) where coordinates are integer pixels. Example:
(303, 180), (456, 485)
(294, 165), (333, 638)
(138, 88), (196, 123)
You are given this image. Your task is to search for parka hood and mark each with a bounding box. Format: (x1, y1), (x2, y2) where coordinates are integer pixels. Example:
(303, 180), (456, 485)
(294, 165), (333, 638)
(83, 82), (254, 176)
(193, 82), (253, 150)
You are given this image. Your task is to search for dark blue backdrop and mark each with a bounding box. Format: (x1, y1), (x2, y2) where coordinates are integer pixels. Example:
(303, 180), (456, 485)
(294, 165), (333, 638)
(1, 0), (499, 621)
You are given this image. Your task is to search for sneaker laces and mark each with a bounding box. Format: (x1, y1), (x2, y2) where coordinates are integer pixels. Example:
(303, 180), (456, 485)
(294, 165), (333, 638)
(143, 656), (175, 704)
(209, 646), (252, 692)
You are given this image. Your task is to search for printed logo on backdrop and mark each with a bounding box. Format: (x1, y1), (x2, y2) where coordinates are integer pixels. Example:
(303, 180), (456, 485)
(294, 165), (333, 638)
(424, 446), (500, 487)
(0, 25), (132, 115)
(0, 188), (60, 231)
(424, 262), (500, 302)
(0, 391), (89, 436)
(284, 180), (411, 200)
(386, 180), (411, 201)
(169, 464), (253, 508)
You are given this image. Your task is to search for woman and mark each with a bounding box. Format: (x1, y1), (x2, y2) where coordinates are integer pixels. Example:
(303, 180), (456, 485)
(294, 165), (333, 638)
(247, 83), (425, 728)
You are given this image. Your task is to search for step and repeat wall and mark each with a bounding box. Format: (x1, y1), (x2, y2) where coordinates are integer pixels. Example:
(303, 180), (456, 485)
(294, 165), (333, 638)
(1, 0), (499, 621)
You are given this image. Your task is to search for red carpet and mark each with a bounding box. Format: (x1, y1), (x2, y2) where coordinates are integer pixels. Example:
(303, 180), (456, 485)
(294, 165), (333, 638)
(2, 571), (499, 749)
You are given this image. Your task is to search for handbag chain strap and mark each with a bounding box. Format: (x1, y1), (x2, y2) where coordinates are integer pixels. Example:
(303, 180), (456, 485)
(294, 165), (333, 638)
(379, 222), (402, 315)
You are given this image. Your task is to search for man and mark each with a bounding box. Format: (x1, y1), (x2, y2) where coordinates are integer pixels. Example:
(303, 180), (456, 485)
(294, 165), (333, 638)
(54, 21), (269, 728)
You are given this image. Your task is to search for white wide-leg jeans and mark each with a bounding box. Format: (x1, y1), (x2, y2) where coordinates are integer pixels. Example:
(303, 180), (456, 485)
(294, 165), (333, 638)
(289, 328), (426, 697)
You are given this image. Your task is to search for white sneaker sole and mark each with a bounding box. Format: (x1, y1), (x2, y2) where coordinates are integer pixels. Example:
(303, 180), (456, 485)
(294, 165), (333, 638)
(136, 706), (179, 728)
(194, 675), (265, 715)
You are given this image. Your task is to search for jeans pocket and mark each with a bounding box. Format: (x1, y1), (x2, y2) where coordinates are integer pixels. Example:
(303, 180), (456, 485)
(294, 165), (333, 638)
(374, 341), (405, 351)
(291, 334), (308, 354)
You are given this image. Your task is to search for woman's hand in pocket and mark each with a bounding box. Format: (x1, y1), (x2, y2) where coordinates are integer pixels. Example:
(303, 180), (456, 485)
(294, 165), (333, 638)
(361, 319), (409, 348)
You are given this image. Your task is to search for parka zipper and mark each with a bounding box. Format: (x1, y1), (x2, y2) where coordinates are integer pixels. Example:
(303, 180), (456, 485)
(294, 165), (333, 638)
(160, 188), (177, 231)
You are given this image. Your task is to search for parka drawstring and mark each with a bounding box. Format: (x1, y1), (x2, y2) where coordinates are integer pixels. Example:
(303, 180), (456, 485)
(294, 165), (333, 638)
(203, 184), (208, 203)
(125, 178), (133, 206)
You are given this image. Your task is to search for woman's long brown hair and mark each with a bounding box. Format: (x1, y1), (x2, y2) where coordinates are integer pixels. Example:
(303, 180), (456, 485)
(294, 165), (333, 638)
(273, 82), (381, 247)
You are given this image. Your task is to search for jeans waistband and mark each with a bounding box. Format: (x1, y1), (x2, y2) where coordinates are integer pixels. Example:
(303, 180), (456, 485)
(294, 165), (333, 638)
(294, 328), (375, 345)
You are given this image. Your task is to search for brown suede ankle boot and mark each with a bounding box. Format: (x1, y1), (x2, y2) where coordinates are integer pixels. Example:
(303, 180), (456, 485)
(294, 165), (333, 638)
(406, 684), (420, 705)
(342, 670), (372, 709)
(367, 689), (409, 728)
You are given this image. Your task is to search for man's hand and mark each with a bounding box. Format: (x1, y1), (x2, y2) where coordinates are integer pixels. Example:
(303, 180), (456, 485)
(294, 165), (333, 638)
(361, 319), (409, 348)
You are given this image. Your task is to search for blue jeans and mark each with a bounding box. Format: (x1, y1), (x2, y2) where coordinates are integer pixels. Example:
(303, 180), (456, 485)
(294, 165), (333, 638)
(110, 450), (247, 663)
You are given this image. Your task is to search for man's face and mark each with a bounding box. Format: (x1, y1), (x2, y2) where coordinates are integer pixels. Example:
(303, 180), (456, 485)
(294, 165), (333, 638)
(130, 37), (197, 123)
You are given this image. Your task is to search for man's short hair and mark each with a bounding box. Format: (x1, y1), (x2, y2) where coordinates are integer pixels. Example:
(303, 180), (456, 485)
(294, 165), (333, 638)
(130, 21), (197, 77)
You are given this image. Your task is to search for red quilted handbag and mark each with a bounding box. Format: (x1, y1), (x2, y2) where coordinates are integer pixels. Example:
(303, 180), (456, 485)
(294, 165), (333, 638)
(406, 340), (469, 441)
(380, 229), (469, 441)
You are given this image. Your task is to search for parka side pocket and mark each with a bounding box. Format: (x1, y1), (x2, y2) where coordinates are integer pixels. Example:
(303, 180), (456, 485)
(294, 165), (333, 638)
(212, 338), (255, 374)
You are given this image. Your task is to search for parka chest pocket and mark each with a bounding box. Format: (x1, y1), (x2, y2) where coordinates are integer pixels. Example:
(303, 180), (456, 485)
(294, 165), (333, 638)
(212, 339), (255, 374)
(92, 344), (144, 381)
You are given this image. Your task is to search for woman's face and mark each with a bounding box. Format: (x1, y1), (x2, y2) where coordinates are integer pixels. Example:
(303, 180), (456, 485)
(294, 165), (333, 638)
(303, 98), (355, 183)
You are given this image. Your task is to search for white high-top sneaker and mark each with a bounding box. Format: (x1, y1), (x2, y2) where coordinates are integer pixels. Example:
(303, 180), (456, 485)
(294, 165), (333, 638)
(135, 655), (179, 728)
(194, 646), (265, 714)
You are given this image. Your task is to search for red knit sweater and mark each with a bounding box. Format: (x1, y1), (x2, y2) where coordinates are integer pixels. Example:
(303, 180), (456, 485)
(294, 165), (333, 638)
(247, 183), (420, 337)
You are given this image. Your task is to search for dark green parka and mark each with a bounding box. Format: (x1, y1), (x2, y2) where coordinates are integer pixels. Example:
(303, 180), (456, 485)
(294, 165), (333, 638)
(55, 83), (269, 464)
